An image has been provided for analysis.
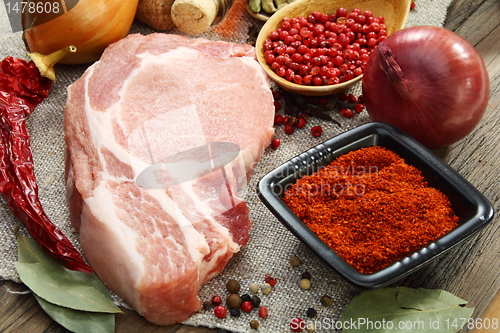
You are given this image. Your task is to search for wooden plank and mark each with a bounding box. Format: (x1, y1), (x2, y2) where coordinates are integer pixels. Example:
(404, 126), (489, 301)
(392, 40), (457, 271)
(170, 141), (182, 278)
(0, 281), (67, 332)
(471, 291), (500, 333)
(0, 280), (216, 333)
(445, 0), (486, 31)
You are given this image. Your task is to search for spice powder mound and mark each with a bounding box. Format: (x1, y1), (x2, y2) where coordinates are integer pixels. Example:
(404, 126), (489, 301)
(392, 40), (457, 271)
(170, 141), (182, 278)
(281, 146), (460, 274)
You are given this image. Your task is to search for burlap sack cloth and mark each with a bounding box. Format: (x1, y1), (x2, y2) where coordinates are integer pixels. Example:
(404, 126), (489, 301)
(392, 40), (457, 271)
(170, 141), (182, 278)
(0, 1), (452, 332)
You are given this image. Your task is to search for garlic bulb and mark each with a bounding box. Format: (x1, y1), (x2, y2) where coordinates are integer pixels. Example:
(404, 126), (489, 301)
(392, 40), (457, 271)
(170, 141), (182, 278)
(22, 0), (139, 65)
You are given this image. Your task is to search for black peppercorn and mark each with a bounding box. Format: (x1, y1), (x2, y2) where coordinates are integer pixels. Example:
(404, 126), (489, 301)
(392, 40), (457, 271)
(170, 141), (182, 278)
(302, 271), (312, 280)
(230, 308), (241, 317)
(250, 295), (261, 308)
(241, 293), (252, 302)
(306, 307), (317, 318)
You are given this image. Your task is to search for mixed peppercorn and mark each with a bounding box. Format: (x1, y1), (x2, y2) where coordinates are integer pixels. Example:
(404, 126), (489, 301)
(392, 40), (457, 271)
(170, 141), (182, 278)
(205, 255), (341, 332)
(286, 255), (337, 332)
(205, 277), (272, 329)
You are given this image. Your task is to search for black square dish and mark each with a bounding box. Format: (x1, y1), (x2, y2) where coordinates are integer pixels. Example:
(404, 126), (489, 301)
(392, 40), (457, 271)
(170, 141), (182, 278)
(257, 122), (494, 288)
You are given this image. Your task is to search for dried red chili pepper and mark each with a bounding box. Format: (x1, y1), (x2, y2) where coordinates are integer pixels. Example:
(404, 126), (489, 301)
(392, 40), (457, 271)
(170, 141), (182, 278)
(0, 56), (92, 273)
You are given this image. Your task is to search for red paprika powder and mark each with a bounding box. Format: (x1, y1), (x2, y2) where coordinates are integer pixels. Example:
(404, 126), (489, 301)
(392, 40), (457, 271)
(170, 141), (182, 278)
(282, 146), (459, 274)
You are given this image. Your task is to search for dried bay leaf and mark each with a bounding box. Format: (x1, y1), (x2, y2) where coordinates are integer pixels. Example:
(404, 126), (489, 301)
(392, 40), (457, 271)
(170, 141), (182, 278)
(16, 262), (121, 313)
(34, 294), (115, 333)
(16, 233), (61, 267)
(340, 286), (474, 333)
(16, 235), (121, 314)
(17, 235), (112, 300)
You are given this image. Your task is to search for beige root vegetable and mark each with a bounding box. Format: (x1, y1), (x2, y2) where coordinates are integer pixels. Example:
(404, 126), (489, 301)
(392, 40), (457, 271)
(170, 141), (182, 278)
(171, 0), (233, 35)
(136, 0), (176, 31)
(171, 0), (217, 35)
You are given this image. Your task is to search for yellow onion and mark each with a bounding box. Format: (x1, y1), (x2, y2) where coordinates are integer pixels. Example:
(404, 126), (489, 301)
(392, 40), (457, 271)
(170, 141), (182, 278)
(22, 0), (139, 65)
(29, 45), (77, 81)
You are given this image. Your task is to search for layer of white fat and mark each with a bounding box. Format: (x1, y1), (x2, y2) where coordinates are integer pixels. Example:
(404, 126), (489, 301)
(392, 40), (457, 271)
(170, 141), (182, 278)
(79, 65), (145, 304)
(80, 64), (208, 297)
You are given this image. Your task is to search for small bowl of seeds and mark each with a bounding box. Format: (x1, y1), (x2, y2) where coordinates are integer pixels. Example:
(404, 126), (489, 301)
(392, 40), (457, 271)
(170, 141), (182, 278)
(255, 0), (412, 95)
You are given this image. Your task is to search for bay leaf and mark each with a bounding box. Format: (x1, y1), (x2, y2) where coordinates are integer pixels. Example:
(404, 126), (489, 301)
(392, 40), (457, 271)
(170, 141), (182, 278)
(34, 294), (115, 333)
(340, 287), (474, 333)
(16, 233), (61, 267)
(15, 261), (121, 313)
(16, 235), (114, 304)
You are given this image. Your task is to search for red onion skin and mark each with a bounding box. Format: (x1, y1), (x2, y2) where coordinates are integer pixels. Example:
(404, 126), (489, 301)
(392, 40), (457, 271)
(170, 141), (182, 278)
(362, 26), (490, 149)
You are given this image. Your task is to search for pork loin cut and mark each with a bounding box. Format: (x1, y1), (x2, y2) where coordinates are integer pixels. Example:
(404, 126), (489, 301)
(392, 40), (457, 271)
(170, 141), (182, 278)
(64, 33), (275, 325)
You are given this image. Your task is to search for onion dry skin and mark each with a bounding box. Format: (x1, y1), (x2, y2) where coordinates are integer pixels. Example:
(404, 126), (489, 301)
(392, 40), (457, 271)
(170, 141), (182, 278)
(362, 25), (489, 149)
(22, 0), (139, 65)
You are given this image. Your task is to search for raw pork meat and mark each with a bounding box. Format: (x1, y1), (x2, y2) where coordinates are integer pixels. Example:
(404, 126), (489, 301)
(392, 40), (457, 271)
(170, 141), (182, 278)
(64, 33), (275, 325)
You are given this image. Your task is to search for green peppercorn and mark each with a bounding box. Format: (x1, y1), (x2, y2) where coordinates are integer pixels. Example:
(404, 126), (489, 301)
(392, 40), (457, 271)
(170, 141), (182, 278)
(226, 279), (241, 294)
(301, 271), (312, 280)
(226, 294), (243, 309)
(320, 294), (333, 307)
(260, 283), (272, 295)
(306, 307), (317, 318)
(290, 255), (302, 267)
(230, 308), (241, 317)
(249, 282), (259, 294)
(241, 293), (252, 302)
(250, 319), (260, 329)
(251, 295), (261, 308)
(300, 278), (311, 290)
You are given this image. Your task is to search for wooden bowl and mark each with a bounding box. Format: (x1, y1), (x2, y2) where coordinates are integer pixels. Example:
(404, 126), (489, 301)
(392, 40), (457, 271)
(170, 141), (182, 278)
(255, 0), (412, 96)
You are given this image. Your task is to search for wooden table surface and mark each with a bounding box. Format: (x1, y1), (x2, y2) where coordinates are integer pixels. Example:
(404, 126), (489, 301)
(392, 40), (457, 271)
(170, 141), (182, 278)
(1, 0), (499, 332)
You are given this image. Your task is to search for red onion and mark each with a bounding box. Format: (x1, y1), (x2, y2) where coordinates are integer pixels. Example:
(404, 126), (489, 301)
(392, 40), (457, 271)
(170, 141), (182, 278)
(362, 26), (489, 149)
